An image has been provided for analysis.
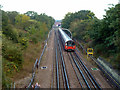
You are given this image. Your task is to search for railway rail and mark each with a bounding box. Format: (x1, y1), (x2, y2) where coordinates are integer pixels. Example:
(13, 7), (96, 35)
(72, 51), (101, 89)
(75, 39), (120, 88)
(51, 30), (70, 89)
(27, 28), (112, 89)
(57, 29), (101, 89)
(56, 30), (70, 88)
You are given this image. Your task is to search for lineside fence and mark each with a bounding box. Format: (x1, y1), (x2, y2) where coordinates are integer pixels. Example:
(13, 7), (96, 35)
(75, 39), (120, 88)
(27, 30), (52, 88)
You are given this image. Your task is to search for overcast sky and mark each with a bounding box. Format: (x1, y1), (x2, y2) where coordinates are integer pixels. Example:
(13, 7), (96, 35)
(1, 0), (119, 20)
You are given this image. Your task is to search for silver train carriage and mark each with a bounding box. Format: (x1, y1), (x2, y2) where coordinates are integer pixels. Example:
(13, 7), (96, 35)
(58, 28), (76, 51)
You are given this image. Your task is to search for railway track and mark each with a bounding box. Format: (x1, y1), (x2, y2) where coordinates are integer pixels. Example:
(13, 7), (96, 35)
(51, 30), (70, 89)
(75, 39), (120, 88)
(26, 28), (111, 89)
(69, 51), (101, 89)
(57, 31), (70, 89)
(57, 29), (101, 89)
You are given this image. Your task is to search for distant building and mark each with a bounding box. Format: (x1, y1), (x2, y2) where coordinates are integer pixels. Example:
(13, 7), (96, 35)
(55, 21), (61, 27)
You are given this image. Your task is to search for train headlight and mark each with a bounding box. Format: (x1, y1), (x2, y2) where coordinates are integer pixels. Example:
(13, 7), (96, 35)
(65, 46), (67, 49)
(73, 46), (75, 49)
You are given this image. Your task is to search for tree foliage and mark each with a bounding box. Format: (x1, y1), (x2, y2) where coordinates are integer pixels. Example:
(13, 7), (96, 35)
(62, 10), (96, 29)
(25, 12), (55, 29)
(62, 4), (120, 69)
(24, 11), (38, 19)
(2, 10), (55, 88)
(90, 4), (120, 56)
(15, 14), (30, 29)
(62, 4), (120, 68)
(7, 11), (19, 25)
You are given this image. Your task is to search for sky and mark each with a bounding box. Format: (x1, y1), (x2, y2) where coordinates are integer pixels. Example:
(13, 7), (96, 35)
(0, 0), (119, 20)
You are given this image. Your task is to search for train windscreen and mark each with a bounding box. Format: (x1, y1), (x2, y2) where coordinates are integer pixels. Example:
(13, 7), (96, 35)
(66, 41), (75, 46)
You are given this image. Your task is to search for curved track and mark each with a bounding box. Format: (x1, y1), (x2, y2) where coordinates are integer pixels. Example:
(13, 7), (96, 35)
(56, 29), (101, 89)
(31, 28), (110, 89)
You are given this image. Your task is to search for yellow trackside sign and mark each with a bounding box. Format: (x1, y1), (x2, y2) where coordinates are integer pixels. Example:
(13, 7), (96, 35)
(87, 48), (93, 57)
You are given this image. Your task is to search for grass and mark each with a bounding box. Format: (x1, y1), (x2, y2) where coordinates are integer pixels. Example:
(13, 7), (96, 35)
(10, 42), (44, 81)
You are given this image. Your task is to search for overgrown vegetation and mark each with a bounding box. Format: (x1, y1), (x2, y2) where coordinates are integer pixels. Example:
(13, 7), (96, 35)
(62, 4), (120, 70)
(2, 10), (55, 88)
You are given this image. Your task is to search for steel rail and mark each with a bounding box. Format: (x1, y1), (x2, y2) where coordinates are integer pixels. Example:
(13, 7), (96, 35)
(60, 54), (66, 88)
(67, 53), (83, 88)
(74, 51), (101, 89)
(73, 52), (97, 88)
(70, 52), (91, 89)
(76, 41), (120, 88)
(56, 30), (66, 88)
(56, 44), (59, 89)
(57, 35), (70, 89)
(55, 31), (59, 89)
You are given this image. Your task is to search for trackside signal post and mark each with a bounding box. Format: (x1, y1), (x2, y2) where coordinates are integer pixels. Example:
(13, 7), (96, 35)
(87, 48), (93, 58)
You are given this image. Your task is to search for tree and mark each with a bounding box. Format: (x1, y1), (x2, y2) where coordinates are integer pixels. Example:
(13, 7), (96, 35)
(62, 12), (73, 29)
(2, 11), (9, 28)
(62, 10), (96, 29)
(24, 11), (38, 19)
(15, 14), (30, 29)
(7, 11), (19, 25)
(89, 4), (120, 58)
(34, 13), (55, 29)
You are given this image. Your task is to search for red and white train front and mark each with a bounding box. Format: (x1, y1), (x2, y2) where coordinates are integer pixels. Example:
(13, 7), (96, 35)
(58, 28), (76, 51)
(65, 40), (76, 51)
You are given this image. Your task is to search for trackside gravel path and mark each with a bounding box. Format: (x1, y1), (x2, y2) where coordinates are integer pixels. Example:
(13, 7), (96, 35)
(34, 29), (55, 88)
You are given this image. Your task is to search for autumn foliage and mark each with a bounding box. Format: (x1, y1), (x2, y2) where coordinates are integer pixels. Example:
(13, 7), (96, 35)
(2, 10), (55, 88)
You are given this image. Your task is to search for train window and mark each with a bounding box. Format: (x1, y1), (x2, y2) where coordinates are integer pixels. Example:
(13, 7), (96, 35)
(72, 42), (75, 45)
(67, 42), (71, 46)
(67, 41), (75, 46)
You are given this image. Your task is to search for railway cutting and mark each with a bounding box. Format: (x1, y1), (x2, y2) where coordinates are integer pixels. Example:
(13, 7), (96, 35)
(30, 26), (112, 88)
(16, 26), (114, 89)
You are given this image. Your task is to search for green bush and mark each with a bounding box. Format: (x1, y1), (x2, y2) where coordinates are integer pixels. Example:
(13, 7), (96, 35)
(113, 53), (120, 69)
(18, 37), (29, 49)
(2, 70), (11, 88)
(2, 37), (23, 68)
(4, 61), (19, 75)
(2, 10), (55, 88)
(94, 44), (105, 57)
(3, 25), (19, 43)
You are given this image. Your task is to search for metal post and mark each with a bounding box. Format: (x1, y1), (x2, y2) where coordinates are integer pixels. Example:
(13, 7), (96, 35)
(14, 82), (15, 90)
(11, 83), (12, 88)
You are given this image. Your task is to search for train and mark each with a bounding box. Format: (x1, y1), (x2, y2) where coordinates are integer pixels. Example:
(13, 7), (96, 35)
(58, 28), (76, 51)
